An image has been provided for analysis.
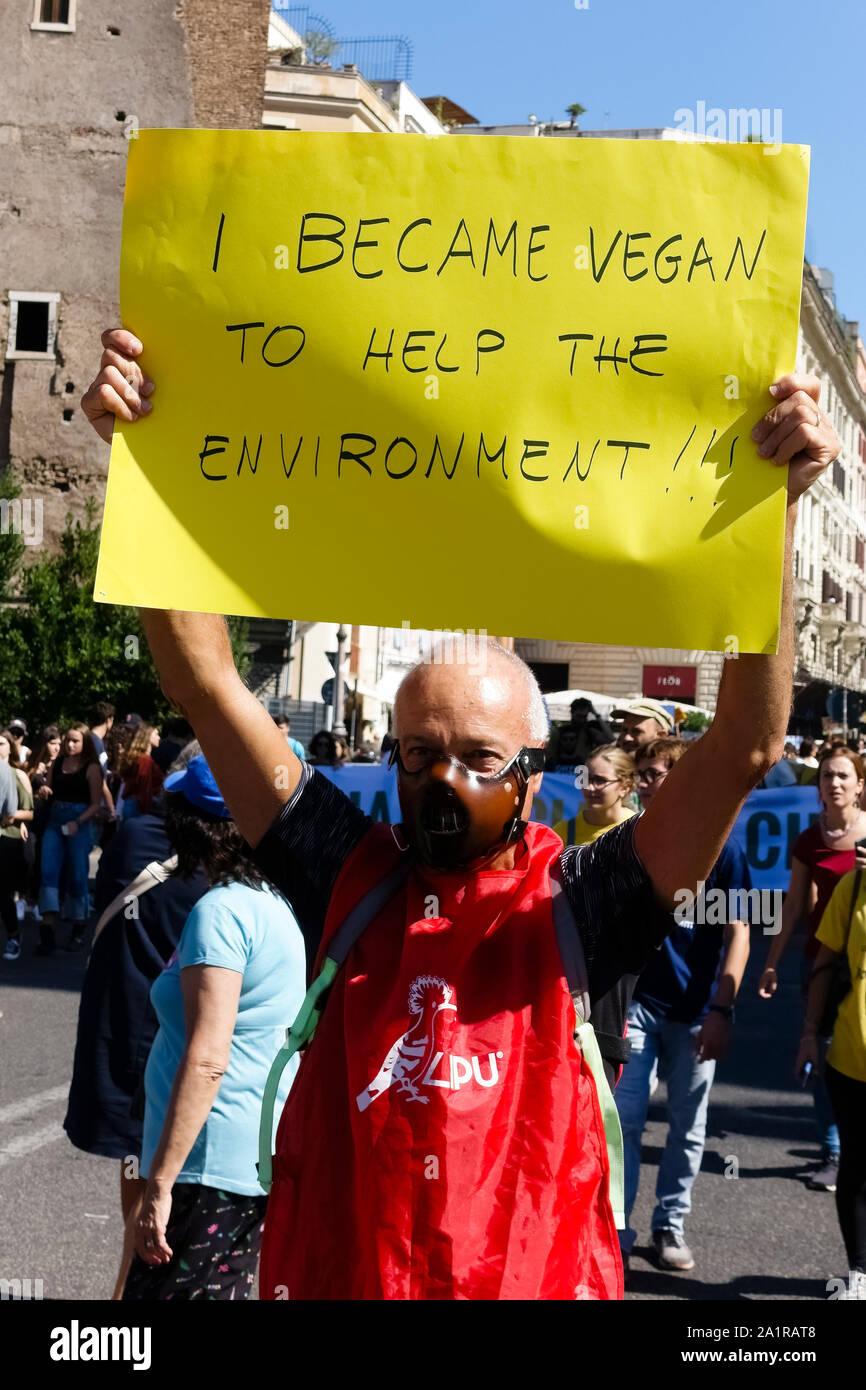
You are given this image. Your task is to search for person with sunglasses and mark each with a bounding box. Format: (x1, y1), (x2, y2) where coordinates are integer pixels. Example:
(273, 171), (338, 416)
(615, 737), (752, 1278)
(554, 744), (636, 846)
(82, 327), (838, 1302)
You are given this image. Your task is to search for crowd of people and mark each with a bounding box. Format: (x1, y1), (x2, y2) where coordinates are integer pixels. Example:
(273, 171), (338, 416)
(0, 703), (194, 959)
(544, 702), (866, 1289)
(3, 681), (864, 1298)
(0, 703), (384, 961)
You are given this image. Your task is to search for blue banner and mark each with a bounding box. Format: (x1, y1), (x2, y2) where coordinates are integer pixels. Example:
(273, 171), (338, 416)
(316, 766), (820, 892)
(725, 785), (820, 890)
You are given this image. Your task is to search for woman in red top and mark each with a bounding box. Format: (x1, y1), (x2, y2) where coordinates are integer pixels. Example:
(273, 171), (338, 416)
(758, 742), (866, 1190)
(119, 725), (164, 820)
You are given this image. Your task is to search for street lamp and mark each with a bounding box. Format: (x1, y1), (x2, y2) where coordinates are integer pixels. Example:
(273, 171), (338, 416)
(333, 624), (349, 737)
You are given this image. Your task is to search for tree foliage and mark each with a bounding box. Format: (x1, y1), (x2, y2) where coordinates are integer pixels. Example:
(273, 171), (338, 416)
(680, 709), (711, 733)
(304, 29), (338, 63)
(0, 501), (248, 731)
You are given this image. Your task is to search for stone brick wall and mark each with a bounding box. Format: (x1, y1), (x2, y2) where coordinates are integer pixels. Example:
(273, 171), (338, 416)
(180, 0), (271, 129)
(515, 638), (725, 713)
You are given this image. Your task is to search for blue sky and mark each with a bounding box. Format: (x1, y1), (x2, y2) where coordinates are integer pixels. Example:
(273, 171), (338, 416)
(289, 0), (866, 330)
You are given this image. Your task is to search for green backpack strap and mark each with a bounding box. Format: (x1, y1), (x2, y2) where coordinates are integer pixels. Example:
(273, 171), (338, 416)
(257, 956), (338, 1193)
(573, 1020), (625, 1229)
(549, 857), (625, 1229)
(258, 856), (414, 1193)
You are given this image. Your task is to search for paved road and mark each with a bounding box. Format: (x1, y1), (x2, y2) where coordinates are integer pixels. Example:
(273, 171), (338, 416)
(0, 930), (124, 1301)
(0, 915), (846, 1302)
(627, 926), (845, 1301)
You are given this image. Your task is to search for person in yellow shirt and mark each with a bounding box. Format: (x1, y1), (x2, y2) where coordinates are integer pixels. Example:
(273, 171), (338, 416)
(798, 869), (866, 1295)
(553, 744), (636, 847)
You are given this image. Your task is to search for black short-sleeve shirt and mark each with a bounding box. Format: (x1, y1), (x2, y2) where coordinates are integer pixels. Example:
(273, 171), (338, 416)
(252, 766), (672, 1083)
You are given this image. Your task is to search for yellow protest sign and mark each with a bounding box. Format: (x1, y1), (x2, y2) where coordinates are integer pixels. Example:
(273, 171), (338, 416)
(95, 130), (809, 652)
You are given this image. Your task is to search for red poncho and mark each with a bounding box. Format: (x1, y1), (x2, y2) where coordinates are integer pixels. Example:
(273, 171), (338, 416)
(261, 821), (622, 1301)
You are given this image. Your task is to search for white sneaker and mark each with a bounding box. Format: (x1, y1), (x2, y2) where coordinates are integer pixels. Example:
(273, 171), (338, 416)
(3, 937), (22, 961)
(842, 1270), (866, 1300)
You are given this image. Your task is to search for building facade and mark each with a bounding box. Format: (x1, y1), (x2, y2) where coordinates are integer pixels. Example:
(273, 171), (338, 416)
(0, 0), (272, 549)
(264, 12), (446, 135)
(790, 266), (866, 730)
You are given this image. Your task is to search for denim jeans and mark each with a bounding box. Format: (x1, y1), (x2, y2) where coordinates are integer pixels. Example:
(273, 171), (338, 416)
(39, 801), (90, 921)
(615, 1000), (716, 1253)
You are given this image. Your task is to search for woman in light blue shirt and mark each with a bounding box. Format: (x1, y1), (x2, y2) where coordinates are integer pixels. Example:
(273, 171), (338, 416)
(122, 756), (305, 1302)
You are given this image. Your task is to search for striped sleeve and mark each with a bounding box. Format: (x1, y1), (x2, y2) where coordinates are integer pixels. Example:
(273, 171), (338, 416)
(250, 764), (371, 972)
(559, 814), (674, 991)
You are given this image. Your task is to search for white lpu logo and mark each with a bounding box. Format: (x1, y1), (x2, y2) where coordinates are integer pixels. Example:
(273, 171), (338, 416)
(356, 975), (504, 1111)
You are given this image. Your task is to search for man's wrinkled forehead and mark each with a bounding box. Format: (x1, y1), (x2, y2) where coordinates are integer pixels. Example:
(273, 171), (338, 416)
(393, 661), (528, 742)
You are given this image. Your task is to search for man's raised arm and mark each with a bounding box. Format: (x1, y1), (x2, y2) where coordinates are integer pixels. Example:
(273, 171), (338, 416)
(139, 608), (301, 847)
(634, 375), (840, 907)
(81, 329), (300, 847)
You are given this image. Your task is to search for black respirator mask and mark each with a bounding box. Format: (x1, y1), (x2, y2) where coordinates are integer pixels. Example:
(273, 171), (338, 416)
(384, 738), (546, 871)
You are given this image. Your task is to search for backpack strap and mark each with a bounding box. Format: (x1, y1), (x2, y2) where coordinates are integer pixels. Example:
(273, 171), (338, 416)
(257, 857), (413, 1192)
(549, 856), (625, 1229)
(549, 856), (592, 1024)
(89, 856), (178, 955)
(846, 869), (863, 942)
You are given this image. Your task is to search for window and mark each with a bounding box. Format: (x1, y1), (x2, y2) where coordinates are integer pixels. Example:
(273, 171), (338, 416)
(527, 661), (569, 694)
(822, 570), (842, 606)
(6, 292), (60, 359)
(31, 0), (75, 32)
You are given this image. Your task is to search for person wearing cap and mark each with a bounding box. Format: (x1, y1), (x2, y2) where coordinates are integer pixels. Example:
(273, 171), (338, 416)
(612, 699), (675, 757)
(119, 755), (306, 1301)
(83, 329), (840, 1301)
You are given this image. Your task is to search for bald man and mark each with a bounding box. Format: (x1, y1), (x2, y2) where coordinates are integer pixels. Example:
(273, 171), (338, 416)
(83, 329), (840, 1301)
